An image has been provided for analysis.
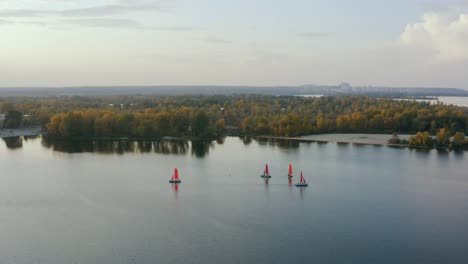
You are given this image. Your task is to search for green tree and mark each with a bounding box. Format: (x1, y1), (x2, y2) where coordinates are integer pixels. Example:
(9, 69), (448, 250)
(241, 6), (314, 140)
(453, 132), (465, 150)
(191, 110), (211, 137)
(422, 131), (432, 147)
(215, 118), (226, 134)
(388, 133), (401, 144)
(3, 109), (23, 129)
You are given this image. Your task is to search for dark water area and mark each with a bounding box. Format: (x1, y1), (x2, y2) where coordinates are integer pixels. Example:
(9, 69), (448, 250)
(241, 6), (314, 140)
(1, 137), (468, 264)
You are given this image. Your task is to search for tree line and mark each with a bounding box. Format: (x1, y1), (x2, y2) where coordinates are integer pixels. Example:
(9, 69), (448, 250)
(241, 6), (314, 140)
(1, 95), (468, 139)
(389, 129), (468, 150)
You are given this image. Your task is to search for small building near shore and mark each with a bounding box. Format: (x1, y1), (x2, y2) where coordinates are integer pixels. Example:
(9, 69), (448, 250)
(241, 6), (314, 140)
(0, 114), (5, 128)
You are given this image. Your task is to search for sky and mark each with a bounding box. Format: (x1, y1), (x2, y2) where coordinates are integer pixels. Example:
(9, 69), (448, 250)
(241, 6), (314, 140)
(1, 0), (468, 88)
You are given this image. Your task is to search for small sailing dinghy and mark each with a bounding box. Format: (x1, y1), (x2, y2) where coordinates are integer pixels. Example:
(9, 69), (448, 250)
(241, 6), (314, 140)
(295, 171), (308, 187)
(260, 164), (272, 178)
(169, 168), (181, 184)
(288, 164), (293, 178)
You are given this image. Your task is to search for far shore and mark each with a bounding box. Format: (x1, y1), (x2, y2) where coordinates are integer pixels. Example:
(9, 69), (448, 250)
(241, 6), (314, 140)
(2, 131), (464, 151)
(256, 133), (411, 146)
(1, 130), (409, 146)
(0, 127), (43, 138)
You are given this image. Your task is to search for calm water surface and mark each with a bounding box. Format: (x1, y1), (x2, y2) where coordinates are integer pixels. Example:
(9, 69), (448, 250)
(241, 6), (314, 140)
(1, 137), (468, 264)
(299, 95), (468, 107)
(394, 96), (468, 107)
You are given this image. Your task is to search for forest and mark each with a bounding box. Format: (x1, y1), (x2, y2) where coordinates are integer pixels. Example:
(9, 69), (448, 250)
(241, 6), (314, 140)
(1, 95), (468, 141)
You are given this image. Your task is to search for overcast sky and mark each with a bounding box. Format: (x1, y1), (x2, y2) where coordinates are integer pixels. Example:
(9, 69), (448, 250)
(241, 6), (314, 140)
(1, 0), (468, 88)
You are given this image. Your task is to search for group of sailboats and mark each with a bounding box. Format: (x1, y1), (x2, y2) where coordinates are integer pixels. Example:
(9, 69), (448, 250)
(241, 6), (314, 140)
(169, 163), (308, 187)
(260, 163), (308, 187)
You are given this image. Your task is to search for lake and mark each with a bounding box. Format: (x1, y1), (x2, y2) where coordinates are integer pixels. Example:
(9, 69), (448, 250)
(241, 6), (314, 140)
(1, 137), (468, 264)
(392, 96), (468, 107)
(299, 95), (468, 107)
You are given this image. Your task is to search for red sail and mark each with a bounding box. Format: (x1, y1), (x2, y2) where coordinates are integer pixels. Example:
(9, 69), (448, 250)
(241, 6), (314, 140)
(288, 164), (293, 176)
(300, 172), (305, 183)
(174, 168), (179, 180)
(265, 164), (269, 174)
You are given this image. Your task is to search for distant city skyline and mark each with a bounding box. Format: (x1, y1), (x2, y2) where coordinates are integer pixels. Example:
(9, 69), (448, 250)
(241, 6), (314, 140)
(1, 0), (468, 88)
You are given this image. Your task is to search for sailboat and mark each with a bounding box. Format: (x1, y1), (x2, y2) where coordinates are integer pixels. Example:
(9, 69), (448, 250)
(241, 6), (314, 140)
(169, 168), (181, 184)
(288, 164), (293, 178)
(260, 163), (272, 178)
(295, 171), (308, 187)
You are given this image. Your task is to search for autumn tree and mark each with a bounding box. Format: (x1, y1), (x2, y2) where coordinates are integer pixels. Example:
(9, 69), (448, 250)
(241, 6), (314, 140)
(453, 132), (466, 150)
(435, 128), (451, 147)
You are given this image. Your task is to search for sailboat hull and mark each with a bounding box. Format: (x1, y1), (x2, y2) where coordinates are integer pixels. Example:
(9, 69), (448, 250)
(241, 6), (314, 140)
(295, 183), (308, 187)
(260, 174), (272, 178)
(288, 175), (293, 178)
(169, 180), (181, 183)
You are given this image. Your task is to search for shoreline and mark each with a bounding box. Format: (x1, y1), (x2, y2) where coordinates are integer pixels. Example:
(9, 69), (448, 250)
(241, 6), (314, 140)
(0, 127), (43, 138)
(255, 133), (411, 146)
(2, 131), (462, 151)
(1, 131), (409, 146)
(255, 134), (466, 151)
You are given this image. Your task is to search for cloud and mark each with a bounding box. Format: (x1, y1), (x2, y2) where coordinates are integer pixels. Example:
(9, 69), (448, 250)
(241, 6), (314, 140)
(205, 36), (232, 44)
(0, 3), (161, 17)
(59, 18), (200, 31)
(298, 32), (329, 38)
(0, 19), (12, 25)
(155, 26), (201, 31)
(400, 12), (468, 62)
(418, 0), (468, 11)
(0, 1), (197, 31)
(62, 18), (144, 28)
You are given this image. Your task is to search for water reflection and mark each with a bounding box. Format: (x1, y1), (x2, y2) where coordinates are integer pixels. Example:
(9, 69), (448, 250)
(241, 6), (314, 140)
(153, 140), (189, 154)
(42, 139), (192, 155)
(3, 137), (212, 156)
(269, 138), (300, 149)
(454, 151), (464, 161)
(136, 141), (153, 153)
(387, 145), (406, 150)
(216, 137), (225, 145)
(191, 140), (213, 158)
(2, 137), (23, 149)
(172, 183), (179, 199)
(23, 135), (40, 141)
(336, 142), (350, 148)
(256, 137), (269, 146)
(240, 136), (252, 145)
(251, 137), (301, 150)
(414, 148), (431, 154)
(299, 187), (306, 200)
(316, 141), (328, 148)
(4, 136), (466, 163)
(42, 140), (133, 154)
(435, 148), (449, 154)
(263, 178), (270, 199)
(351, 143), (367, 148)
